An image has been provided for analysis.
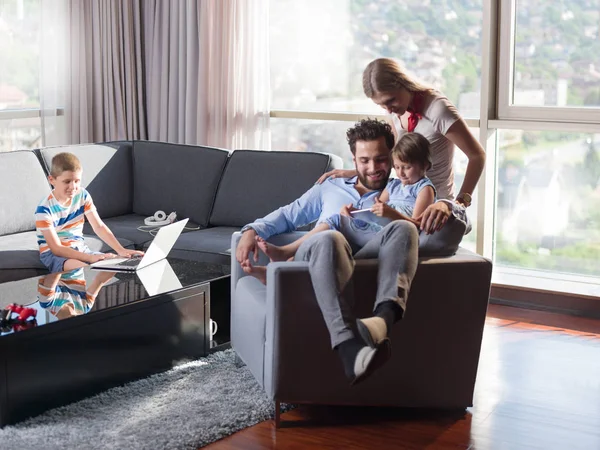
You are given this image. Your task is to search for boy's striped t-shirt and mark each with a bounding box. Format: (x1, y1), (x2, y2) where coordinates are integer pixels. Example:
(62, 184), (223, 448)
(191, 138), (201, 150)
(35, 188), (96, 255)
(37, 269), (95, 318)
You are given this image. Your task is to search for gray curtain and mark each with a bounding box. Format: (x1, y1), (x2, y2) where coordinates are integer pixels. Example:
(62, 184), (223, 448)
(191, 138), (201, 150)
(67, 0), (146, 143)
(66, 0), (270, 149)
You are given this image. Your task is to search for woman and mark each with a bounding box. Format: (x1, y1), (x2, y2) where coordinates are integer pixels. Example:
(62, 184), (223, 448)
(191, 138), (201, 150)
(318, 57), (485, 237)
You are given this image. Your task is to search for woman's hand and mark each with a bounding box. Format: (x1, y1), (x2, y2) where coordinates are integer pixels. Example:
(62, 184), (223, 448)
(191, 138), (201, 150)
(416, 201), (451, 234)
(316, 169), (358, 184)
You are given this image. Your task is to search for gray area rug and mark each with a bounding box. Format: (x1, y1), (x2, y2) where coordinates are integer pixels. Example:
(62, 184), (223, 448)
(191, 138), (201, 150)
(0, 349), (283, 449)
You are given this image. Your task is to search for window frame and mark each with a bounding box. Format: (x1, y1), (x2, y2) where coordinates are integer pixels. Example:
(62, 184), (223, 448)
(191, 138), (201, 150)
(497, 0), (600, 124)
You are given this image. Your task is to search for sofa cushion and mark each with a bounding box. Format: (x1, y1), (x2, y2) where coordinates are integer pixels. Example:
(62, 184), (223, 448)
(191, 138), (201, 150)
(0, 231), (134, 270)
(209, 150), (343, 227)
(152, 226), (239, 265)
(82, 234), (135, 252)
(83, 214), (154, 248)
(0, 231), (46, 269)
(132, 141), (229, 228)
(39, 142), (134, 219)
(0, 151), (51, 236)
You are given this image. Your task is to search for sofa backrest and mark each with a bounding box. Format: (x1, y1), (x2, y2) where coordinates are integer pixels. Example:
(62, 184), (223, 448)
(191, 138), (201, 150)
(132, 141), (230, 227)
(0, 151), (51, 236)
(39, 142), (134, 219)
(209, 150), (343, 227)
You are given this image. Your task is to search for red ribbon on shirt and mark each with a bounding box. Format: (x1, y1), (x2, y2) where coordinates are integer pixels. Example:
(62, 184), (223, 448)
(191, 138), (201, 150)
(407, 92), (423, 132)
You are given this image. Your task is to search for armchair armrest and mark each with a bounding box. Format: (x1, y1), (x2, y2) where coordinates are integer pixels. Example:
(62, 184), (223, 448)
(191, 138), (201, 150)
(230, 231), (309, 301)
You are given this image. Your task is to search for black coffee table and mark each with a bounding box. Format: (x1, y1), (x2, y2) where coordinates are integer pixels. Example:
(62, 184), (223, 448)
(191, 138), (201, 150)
(0, 258), (230, 426)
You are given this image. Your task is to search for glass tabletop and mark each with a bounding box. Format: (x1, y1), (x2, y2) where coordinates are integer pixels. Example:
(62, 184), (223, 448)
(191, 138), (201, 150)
(0, 258), (230, 337)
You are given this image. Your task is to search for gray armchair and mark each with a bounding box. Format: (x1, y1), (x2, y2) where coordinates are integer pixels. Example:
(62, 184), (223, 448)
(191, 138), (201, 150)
(230, 231), (492, 426)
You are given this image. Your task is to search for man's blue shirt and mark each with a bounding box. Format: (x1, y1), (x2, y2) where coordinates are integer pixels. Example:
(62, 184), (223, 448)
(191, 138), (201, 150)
(245, 176), (470, 240)
(247, 177), (388, 239)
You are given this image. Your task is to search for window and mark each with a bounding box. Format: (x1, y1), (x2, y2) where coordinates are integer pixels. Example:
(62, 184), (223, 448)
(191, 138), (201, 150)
(270, 0), (483, 119)
(498, 0), (600, 122)
(0, 0), (64, 152)
(494, 128), (600, 278)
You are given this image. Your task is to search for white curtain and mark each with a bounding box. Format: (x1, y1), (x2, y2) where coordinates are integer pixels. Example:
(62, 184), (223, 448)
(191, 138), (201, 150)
(40, 0), (68, 146)
(65, 0), (270, 149)
(199, 0), (271, 150)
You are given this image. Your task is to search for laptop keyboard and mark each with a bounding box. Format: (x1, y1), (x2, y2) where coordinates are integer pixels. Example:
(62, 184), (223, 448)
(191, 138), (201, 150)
(116, 257), (143, 267)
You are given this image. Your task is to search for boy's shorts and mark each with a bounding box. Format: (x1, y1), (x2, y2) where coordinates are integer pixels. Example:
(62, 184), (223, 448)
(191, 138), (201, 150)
(40, 246), (103, 273)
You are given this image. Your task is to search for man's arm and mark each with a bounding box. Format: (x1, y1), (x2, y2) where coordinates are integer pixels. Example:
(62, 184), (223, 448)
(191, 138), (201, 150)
(236, 184), (323, 264)
(243, 184), (324, 239)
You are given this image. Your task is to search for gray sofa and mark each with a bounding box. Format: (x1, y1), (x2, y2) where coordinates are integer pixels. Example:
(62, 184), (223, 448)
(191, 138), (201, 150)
(0, 142), (342, 283)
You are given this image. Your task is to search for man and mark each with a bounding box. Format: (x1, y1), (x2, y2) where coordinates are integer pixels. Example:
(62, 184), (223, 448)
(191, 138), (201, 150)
(236, 119), (419, 385)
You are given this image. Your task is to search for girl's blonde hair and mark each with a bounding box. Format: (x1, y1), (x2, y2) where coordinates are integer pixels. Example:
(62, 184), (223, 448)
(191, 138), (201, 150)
(363, 58), (433, 98)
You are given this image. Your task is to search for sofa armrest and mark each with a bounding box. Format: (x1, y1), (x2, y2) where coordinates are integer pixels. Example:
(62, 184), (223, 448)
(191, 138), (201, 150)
(230, 231), (309, 301)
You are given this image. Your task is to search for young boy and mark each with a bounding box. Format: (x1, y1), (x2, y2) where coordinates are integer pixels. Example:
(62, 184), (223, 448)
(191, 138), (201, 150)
(35, 152), (143, 273)
(243, 132), (436, 282)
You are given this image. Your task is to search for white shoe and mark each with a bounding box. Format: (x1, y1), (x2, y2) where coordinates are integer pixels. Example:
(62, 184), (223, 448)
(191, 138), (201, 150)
(356, 317), (388, 348)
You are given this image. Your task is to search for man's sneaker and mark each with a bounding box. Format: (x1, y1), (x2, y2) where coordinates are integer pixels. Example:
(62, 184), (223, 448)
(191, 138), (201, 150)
(350, 338), (391, 386)
(356, 317), (388, 348)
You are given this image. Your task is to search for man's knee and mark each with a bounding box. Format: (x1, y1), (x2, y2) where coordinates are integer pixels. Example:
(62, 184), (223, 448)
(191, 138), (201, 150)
(295, 230), (350, 260)
(386, 220), (419, 242)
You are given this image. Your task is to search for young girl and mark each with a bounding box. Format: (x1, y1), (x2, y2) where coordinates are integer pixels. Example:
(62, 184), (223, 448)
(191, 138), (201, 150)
(242, 132), (436, 282)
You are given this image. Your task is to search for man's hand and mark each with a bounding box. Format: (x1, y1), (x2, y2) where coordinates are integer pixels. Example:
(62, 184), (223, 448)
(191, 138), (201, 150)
(340, 203), (356, 217)
(316, 169), (358, 184)
(236, 229), (259, 264)
(371, 196), (394, 218)
(416, 201), (451, 235)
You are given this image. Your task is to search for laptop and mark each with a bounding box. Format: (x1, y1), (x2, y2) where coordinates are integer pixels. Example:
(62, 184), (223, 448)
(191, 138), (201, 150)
(90, 218), (188, 271)
(135, 259), (183, 295)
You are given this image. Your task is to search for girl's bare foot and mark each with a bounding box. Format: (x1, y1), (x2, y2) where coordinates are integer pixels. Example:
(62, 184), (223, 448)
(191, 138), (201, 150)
(241, 260), (267, 285)
(255, 236), (294, 262)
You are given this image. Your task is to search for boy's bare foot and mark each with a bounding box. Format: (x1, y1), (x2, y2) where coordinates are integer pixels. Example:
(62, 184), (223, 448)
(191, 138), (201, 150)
(255, 236), (293, 262)
(241, 260), (267, 285)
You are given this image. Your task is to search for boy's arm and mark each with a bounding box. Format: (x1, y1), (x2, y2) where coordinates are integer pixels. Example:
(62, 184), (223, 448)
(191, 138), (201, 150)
(86, 210), (144, 257)
(41, 228), (106, 263)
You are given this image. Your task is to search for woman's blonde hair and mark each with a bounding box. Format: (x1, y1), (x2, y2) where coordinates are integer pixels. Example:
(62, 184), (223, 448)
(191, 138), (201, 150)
(363, 58), (433, 98)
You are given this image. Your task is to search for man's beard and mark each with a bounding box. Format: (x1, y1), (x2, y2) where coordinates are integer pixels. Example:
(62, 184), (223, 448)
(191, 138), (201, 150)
(357, 167), (391, 191)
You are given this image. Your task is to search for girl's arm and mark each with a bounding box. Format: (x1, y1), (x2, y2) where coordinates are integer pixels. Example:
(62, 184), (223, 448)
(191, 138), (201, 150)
(412, 186), (436, 219)
(371, 197), (420, 226)
(378, 188), (390, 203)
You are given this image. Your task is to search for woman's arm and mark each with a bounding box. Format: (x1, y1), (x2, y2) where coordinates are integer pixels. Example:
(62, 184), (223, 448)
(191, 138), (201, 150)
(445, 118), (486, 203)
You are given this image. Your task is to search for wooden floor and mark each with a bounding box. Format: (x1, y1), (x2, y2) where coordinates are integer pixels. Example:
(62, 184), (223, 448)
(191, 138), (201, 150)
(205, 304), (600, 450)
